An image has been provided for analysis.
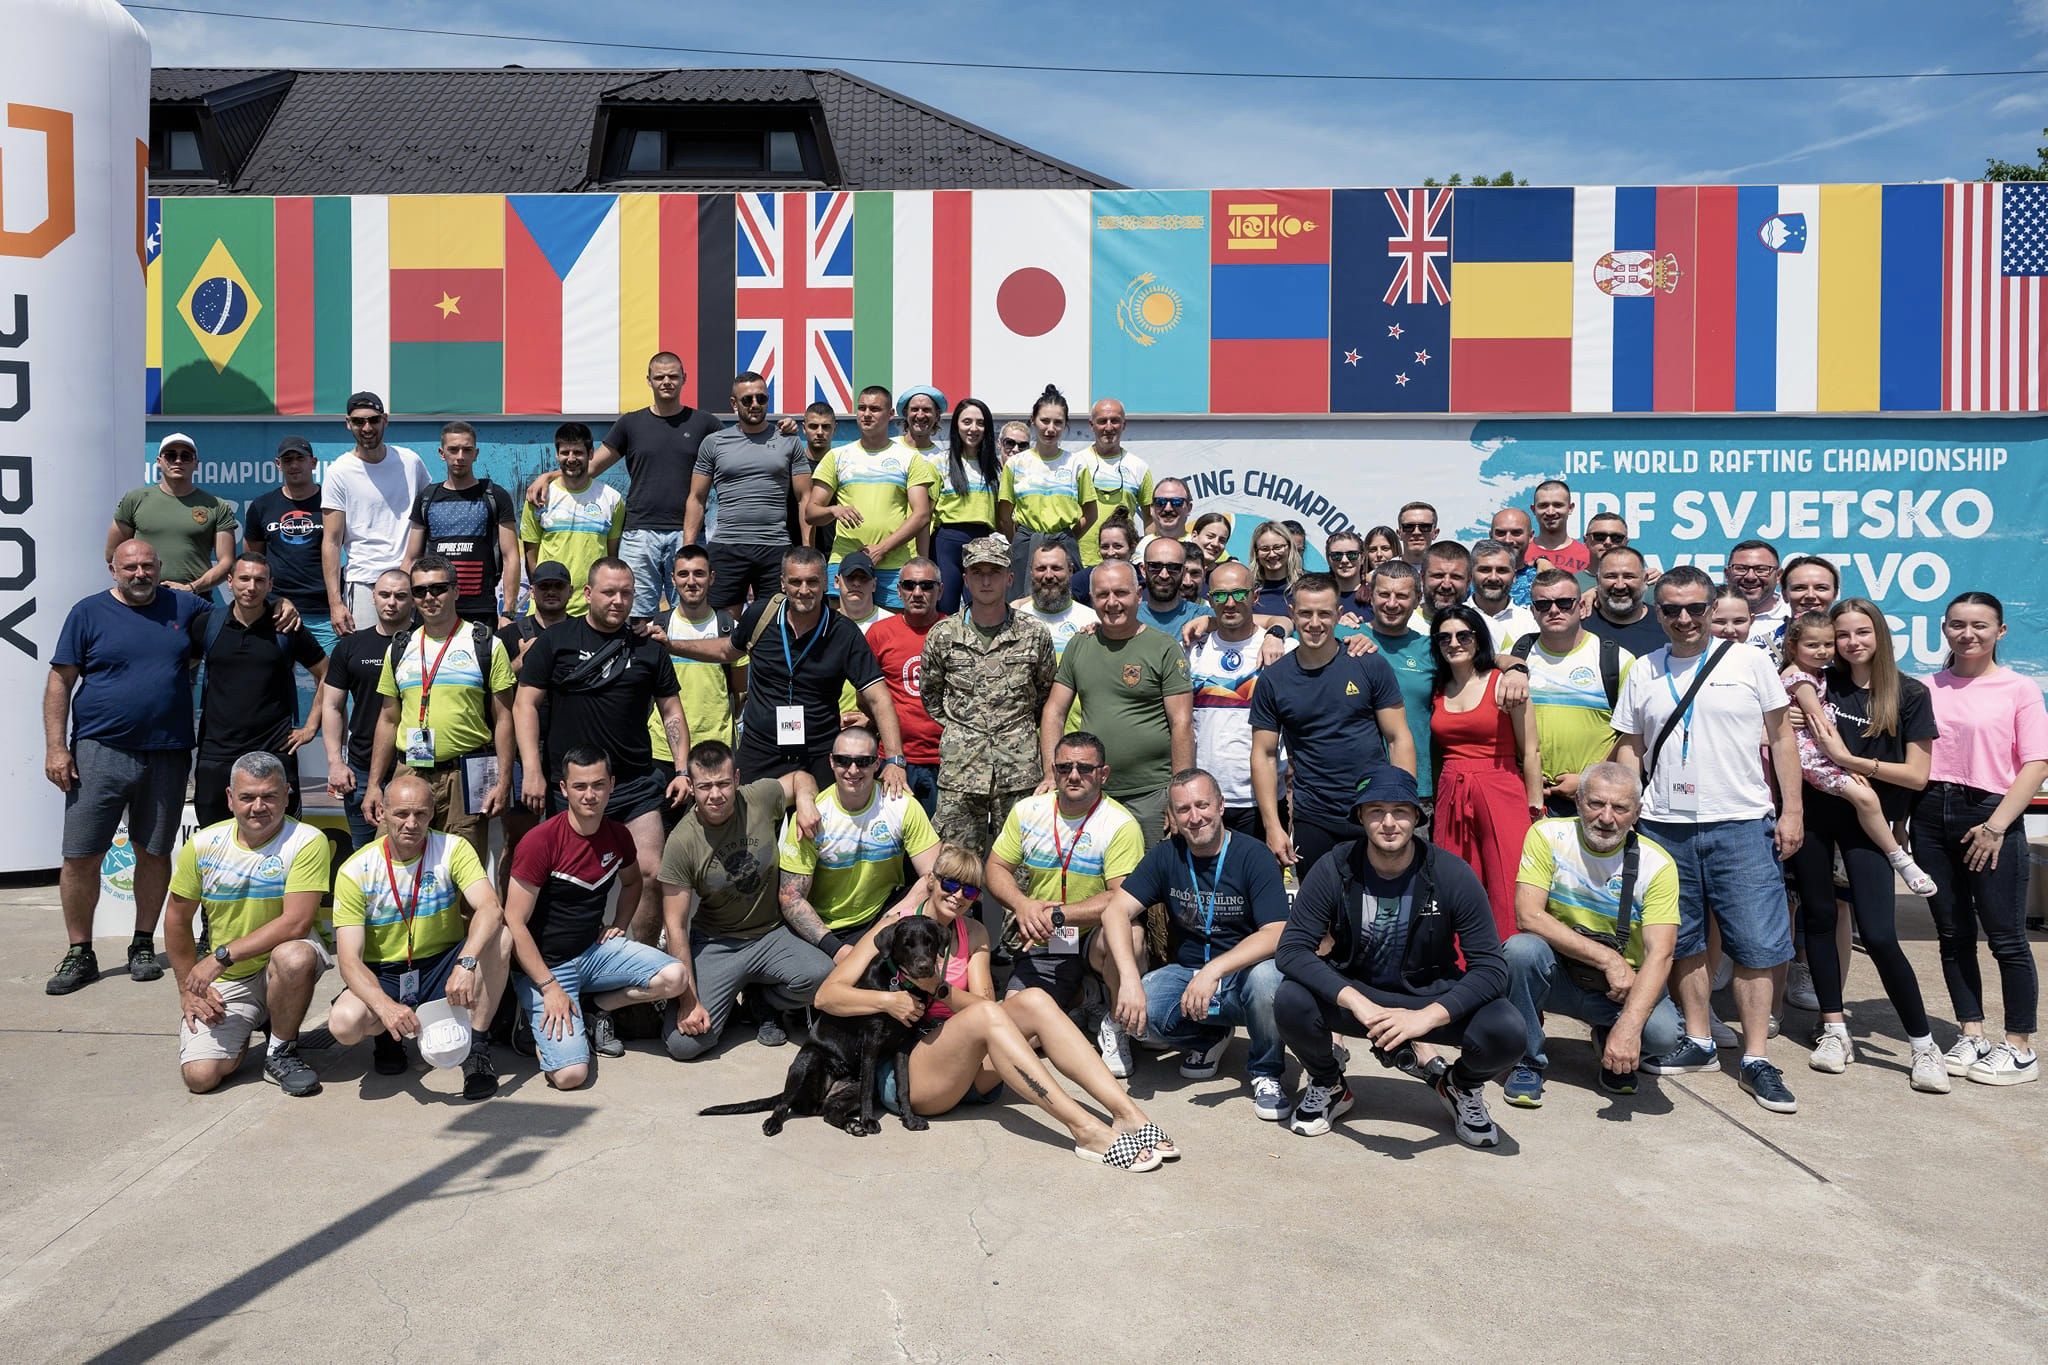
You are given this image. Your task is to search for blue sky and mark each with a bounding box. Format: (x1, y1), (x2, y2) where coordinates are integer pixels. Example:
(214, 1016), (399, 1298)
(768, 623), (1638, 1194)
(134, 0), (2048, 187)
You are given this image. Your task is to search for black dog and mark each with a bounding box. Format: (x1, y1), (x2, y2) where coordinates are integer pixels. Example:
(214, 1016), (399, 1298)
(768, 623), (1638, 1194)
(699, 917), (950, 1137)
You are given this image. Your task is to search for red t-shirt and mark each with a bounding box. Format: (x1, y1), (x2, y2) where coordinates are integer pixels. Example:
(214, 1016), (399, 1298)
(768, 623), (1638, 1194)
(864, 613), (942, 766)
(510, 812), (635, 965)
(1527, 538), (1590, 575)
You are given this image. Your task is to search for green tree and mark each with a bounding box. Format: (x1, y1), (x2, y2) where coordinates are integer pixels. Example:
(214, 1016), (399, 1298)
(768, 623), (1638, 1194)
(1986, 129), (2048, 181)
(1421, 172), (1528, 187)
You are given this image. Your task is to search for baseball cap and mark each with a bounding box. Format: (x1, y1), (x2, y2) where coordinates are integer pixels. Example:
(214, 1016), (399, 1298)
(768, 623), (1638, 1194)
(961, 535), (1010, 570)
(530, 560), (572, 586)
(157, 432), (197, 455)
(837, 550), (877, 580)
(414, 998), (471, 1069)
(895, 384), (947, 418)
(345, 390), (386, 415)
(276, 435), (314, 458)
(1352, 763), (1423, 816)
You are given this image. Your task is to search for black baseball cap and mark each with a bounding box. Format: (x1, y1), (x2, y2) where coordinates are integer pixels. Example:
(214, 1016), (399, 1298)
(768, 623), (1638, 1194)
(345, 391), (386, 415)
(837, 550), (877, 580)
(1352, 763), (1423, 816)
(276, 435), (314, 458)
(531, 560), (572, 586)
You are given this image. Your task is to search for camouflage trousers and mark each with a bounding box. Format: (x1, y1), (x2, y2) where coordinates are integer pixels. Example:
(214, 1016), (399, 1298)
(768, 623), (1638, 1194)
(933, 784), (1036, 865)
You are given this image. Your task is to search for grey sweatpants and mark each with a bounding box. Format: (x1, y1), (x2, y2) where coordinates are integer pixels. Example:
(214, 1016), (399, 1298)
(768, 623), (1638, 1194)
(664, 926), (834, 1061)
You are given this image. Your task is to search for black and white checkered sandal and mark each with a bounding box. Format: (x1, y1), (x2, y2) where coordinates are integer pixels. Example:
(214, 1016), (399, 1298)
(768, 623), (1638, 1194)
(1129, 1122), (1180, 1160)
(1075, 1130), (1163, 1172)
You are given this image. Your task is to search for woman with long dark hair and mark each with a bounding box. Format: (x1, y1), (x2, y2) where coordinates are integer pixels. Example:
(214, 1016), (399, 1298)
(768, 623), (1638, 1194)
(996, 385), (1098, 600)
(1429, 604), (1544, 941)
(1913, 591), (2047, 1087)
(1362, 525), (1401, 570)
(1784, 600), (1947, 1091)
(932, 397), (1001, 612)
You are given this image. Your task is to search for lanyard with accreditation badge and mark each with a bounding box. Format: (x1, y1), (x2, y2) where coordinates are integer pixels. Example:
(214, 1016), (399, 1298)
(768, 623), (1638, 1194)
(1043, 796), (1100, 955)
(775, 606), (825, 747)
(383, 841), (427, 1004)
(1186, 832), (1232, 1017)
(405, 629), (459, 766)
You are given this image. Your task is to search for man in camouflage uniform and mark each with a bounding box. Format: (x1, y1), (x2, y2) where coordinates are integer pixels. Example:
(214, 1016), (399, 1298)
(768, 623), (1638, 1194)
(920, 535), (1056, 895)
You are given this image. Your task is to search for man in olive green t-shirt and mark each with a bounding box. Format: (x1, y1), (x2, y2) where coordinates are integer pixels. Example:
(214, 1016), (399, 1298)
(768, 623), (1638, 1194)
(109, 433), (238, 593)
(1039, 560), (1192, 850)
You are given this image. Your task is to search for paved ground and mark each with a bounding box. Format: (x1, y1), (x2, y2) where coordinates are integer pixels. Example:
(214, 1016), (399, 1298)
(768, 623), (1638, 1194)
(1, 880), (2042, 1363)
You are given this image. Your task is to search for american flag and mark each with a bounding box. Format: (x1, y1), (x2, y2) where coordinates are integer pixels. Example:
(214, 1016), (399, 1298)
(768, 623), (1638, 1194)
(1382, 188), (1450, 306)
(1945, 181), (2048, 411)
(736, 191), (856, 411)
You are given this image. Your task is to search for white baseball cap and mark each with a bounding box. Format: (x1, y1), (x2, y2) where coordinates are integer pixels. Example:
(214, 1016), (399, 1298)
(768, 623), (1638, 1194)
(157, 432), (197, 455)
(414, 998), (472, 1069)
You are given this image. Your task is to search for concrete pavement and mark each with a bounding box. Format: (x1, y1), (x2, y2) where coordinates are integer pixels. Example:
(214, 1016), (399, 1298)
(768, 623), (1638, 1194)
(0, 881), (2042, 1362)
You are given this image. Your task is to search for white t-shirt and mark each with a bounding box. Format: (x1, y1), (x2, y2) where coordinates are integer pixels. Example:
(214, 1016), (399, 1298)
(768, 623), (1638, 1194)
(1190, 629), (1294, 807)
(322, 446), (430, 585)
(1477, 599), (1536, 654)
(1015, 598), (1098, 661)
(1747, 597), (1790, 648)
(1611, 641), (1789, 823)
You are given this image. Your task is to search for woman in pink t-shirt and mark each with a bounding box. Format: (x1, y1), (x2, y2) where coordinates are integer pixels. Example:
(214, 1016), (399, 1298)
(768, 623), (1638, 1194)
(1912, 591), (2048, 1088)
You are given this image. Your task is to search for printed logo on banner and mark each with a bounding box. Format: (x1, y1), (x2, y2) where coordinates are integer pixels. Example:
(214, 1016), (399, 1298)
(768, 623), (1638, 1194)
(0, 103), (75, 259)
(1594, 250), (1683, 298)
(178, 238), (265, 373)
(1758, 213), (1808, 253)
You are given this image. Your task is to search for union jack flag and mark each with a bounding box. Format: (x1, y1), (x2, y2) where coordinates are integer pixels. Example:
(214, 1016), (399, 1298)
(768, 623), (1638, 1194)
(736, 191), (856, 412)
(1382, 188), (1451, 306)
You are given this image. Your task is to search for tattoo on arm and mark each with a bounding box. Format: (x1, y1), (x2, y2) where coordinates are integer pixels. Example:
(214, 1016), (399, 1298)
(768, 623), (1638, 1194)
(663, 714), (687, 763)
(778, 873), (830, 945)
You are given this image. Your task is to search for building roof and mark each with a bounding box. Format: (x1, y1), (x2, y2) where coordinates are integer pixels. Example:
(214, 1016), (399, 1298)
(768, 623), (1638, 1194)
(149, 66), (1118, 195)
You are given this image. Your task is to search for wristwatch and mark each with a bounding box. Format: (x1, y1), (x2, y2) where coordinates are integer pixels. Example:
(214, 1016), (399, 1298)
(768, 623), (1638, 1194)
(1050, 908), (1067, 929)
(1265, 624), (1287, 638)
(456, 955), (479, 971)
(881, 755), (906, 769)
(213, 944), (234, 967)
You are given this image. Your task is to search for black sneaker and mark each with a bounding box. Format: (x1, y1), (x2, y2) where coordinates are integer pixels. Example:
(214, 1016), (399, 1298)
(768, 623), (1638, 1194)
(1739, 1058), (1798, 1114)
(756, 1014), (788, 1047)
(587, 1006), (624, 1058)
(372, 1032), (408, 1076)
(45, 945), (99, 995)
(126, 941), (164, 983)
(1590, 1027), (1636, 1094)
(263, 1042), (322, 1097)
(461, 1039), (500, 1100)
(1431, 1070), (1501, 1148)
(512, 1014), (538, 1058)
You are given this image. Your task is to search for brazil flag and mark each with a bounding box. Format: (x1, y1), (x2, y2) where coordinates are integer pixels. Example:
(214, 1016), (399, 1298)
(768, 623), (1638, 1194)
(161, 198), (276, 414)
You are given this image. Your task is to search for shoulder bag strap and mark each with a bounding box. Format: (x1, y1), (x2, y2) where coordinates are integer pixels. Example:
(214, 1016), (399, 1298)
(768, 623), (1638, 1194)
(1644, 640), (1731, 784)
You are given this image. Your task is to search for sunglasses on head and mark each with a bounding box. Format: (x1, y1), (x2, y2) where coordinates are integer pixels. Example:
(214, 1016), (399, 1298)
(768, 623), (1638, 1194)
(1052, 760), (1100, 776)
(1531, 595), (1578, 613)
(1435, 629), (1476, 645)
(830, 753), (878, 770)
(939, 878), (982, 901)
(1659, 601), (1709, 618)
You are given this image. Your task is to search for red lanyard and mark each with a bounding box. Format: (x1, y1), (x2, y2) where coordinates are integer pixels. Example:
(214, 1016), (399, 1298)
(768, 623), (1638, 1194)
(1048, 796), (1101, 901)
(414, 628), (459, 728)
(382, 841), (425, 966)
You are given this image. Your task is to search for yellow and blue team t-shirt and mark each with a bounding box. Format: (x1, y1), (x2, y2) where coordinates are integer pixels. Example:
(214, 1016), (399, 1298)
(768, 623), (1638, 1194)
(812, 442), (940, 570)
(651, 607), (735, 763)
(1077, 450), (1153, 566)
(1515, 818), (1679, 969)
(992, 791), (1144, 907)
(519, 480), (625, 615)
(998, 448), (1098, 534)
(778, 786), (938, 931)
(168, 817), (333, 981)
(377, 626), (516, 764)
(333, 832), (492, 964)
(931, 450), (999, 529)
(1525, 633), (1635, 785)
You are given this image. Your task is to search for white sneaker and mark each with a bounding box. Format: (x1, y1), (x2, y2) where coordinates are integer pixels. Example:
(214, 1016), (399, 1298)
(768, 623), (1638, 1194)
(1910, 1044), (1952, 1094)
(1786, 962), (1821, 1013)
(1096, 1011), (1133, 1079)
(1709, 1014), (1738, 1050)
(1711, 955), (1734, 992)
(1250, 1075), (1292, 1121)
(1966, 1042), (2040, 1087)
(1808, 1029), (1853, 1074)
(1945, 1035), (1990, 1077)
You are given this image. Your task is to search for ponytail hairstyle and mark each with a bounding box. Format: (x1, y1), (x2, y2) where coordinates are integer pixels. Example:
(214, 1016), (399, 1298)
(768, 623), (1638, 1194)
(1029, 384), (1069, 435)
(1097, 505), (1138, 559)
(1828, 597), (1901, 737)
(1942, 590), (2005, 668)
(946, 397), (1000, 498)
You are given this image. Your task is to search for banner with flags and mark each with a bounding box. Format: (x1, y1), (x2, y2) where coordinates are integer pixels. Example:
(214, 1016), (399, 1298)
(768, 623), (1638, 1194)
(145, 183), (2048, 418)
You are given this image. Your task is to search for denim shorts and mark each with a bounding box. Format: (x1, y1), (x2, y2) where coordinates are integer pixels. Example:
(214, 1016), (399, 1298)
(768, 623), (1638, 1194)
(1641, 817), (1794, 968)
(876, 1045), (1005, 1117)
(63, 739), (192, 859)
(512, 937), (679, 1071)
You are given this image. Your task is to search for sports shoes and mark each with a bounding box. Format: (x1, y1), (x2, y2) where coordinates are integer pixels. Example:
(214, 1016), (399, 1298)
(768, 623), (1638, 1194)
(1096, 1011), (1132, 1080)
(1711, 955), (1734, 992)
(1739, 1058), (1798, 1113)
(1910, 1043), (1952, 1094)
(461, 1039), (500, 1100)
(126, 941), (164, 983)
(1250, 1075), (1292, 1121)
(1502, 1065), (1545, 1108)
(1786, 962), (1821, 1013)
(263, 1042), (322, 1097)
(512, 1015), (538, 1058)
(1945, 1034), (1990, 1077)
(1590, 1026), (1637, 1094)
(587, 1006), (624, 1058)
(1809, 1028), (1854, 1073)
(45, 945), (99, 995)
(756, 1015), (789, 1048)
(1431, 1070), (1501, 1147)
(1179, 1035), (1231, 1080)
(1709, 1014), (1738, 1050)
(372, 1032), (408, 1075)
(1331, 1040), (1352, 1072)
(1643, 1038), (1719, 1075)
(1287, 1079), (1354, 1136)
(1966, 1042), (2040, 1087)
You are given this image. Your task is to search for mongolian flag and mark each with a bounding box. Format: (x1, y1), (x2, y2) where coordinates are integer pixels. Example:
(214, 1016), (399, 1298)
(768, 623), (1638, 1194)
(1210, 189), (1329, 413)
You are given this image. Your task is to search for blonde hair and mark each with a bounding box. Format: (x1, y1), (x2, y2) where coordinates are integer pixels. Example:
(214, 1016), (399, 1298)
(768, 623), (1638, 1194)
(931, 843), (982, 886)
(1249, 520), (1304, 586)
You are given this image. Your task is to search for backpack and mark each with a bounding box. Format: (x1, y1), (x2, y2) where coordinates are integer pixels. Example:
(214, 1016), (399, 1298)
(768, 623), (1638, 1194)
(1514, 632), (1622, 708)
(389, 619), (501, 721)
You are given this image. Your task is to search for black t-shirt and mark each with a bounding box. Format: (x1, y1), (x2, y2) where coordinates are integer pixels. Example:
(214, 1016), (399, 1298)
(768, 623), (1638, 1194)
(245, 489), (326, 601)
(409, 480), (515, 620)
(326, 626), (398, 768)
(1820, 670), (1939, 821)
(731, 602), (882, 769)
(518, 617), (680, 781)
(196, 611), (326, 758)
(602, 406), (725, 532)
(1586, 608), (1668, 658)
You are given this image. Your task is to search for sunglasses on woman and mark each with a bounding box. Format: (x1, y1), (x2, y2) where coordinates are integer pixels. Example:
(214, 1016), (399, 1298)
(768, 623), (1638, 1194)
(1435, 629), (1476, 646)
(939, 878), (982, 901)
(1000, 438), (1029, 451)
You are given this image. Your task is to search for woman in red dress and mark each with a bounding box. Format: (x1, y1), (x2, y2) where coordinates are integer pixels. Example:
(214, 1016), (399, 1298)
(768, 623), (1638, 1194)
(1429, 604), (1545, 941)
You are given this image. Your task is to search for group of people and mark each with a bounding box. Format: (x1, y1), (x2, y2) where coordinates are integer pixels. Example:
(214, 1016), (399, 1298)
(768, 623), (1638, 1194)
(42, 353), (2045, 1171)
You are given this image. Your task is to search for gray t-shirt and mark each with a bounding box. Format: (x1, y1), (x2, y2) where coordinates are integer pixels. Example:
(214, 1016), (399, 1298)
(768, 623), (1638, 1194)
(696, 427), (812, 547)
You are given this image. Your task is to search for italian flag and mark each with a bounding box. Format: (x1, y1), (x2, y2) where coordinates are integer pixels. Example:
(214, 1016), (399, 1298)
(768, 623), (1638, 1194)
(853, 191), (972, 408)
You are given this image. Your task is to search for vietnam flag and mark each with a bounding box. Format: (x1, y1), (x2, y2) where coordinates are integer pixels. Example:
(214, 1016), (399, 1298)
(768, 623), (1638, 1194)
(389, 196), (504, 413)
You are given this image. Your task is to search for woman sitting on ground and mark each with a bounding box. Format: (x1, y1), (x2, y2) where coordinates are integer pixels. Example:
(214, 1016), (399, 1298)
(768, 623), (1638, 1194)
(813, 843), (1178, 1171)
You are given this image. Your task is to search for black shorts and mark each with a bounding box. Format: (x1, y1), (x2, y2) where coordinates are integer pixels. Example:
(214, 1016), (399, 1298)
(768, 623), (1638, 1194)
(549, 769), (667, 823)
(1005, 948), (1093, 1011)
(370, 943), (464, 1007)
(708, 543), (787, 610)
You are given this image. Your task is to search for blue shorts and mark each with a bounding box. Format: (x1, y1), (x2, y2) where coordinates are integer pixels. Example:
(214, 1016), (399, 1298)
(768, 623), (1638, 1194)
(1641, 817), (1794, 969)
(369, 943), (463, 1007)
(512, 937), (679, 1072)
(876, 1040), (1005, 1117)
(827, 563), (902, 609)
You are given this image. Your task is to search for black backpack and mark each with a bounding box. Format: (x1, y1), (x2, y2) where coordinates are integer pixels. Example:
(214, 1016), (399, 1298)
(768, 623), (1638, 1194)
(1513, 632), (1622, 708)
(389, 619), (502, 720)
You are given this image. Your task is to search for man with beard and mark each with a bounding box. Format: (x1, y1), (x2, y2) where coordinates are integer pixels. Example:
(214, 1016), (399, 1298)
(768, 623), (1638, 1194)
(1188, 560), (1294, 842)
(687, 371), (813, 609)
(1724, 539), (1788, 646)
(1584, 545), (1667, 656)
(1468, 538), (1537, 654)
(1487, 507), (1540, 607)
(519, 423), (625, 618)
(1135, 536), (1210, 638)
(1137, 476), (1193, 556)
(1416, 540), (1471, 629)
(862, 558), (945, 814)
(1014, 541), (1098, 662)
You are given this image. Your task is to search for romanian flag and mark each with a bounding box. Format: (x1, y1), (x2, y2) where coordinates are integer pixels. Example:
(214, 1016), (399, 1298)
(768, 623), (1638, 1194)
(1449, 188), (1574, 411)
(617, 194), (734, 412)
(389, 195), (503, 414)
(273, 196), (355, 414)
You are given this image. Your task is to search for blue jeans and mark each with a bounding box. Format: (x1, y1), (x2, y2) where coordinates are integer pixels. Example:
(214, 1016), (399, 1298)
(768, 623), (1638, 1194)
(905, 762), (940, 816)
(1139, 959), (1285, 1080)
(932, 524), (990, 614)
(1640, 817), (1793, 968)
(512, 937), (680, 1072)
(341, 759), (376, 851)
(621, 528), (687, 618)
(1502, 933), (1683, 1071)
(827, 562), (901, 608)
